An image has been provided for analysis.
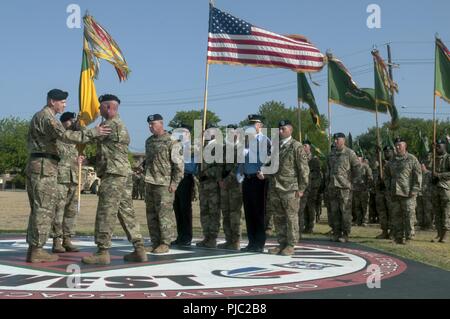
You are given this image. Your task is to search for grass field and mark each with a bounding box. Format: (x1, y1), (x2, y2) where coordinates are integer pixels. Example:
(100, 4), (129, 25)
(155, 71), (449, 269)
(1, 190), (449, 271)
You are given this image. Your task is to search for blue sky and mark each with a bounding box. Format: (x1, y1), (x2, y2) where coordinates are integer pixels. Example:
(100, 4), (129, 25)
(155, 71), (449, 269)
(0, 0), (448, 152)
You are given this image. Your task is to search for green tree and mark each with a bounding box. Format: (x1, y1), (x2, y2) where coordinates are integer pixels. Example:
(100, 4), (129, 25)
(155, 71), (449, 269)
(357, 117), (450, 162)
(169, 110), (221, 130)
(0, 117), (29, 174)
(239, 100), (329, 156)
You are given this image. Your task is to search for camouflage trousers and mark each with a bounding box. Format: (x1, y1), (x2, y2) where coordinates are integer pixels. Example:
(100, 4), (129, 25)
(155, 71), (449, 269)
(51, 182), (78, 238)
(145, 183), (176, 246)
(328, 187), (352, 236)
(267, 189), (300, 247)
(323, 190), (333, 228)
(376, 191), (392, 232)
(352, 190), (369, 225)
(298, 189), (319, 233)
(199, 179), (221, 239)
(391, 195), (417, 241)
(432, 188), (450, 232)
(26, 173), (58, 248)
(220, 183), (243, 243)
(95, 174), (143, 249)
(368, 192), (378, 223)
(416, 195), (434, 229)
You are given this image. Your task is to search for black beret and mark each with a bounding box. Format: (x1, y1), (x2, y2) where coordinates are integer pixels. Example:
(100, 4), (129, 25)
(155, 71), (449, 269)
(394, 137), (406, 144)
(248, 114), (264, 123)
(147, 114), (163, 122)
(303, 140), (312, 145)
(60, 112), (76, 123)
(333, 132), (346, 139)
(278, 119), (292, 127)
(99, 94), (121, 104)
(436, 139), (447, 145)
(227, 124), (238, 129)
(205, 123), (217, 129)
(383, 145), (394, 151)
(47, 89), (68, 101)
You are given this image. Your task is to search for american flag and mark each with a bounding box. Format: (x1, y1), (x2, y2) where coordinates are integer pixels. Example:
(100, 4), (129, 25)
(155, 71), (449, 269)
(207, 5), (325, 73)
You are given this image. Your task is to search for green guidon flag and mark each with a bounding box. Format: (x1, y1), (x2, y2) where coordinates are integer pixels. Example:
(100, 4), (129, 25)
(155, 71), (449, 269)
(297, 72), (321, 128)
(327, 54), (387, 113)
(435, 37), (450, 103)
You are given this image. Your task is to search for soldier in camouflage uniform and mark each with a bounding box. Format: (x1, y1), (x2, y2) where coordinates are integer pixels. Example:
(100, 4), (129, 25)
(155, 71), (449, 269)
(431, 139), (450, 243)
(82, 94), (147, 264)
(259, 120), (309, 256)
(368, 161), (379, 224)
(298, 140), (322, 235)
(144, 114), (184, 254)
(375, 146), (395, 239)
(352, 154), (373, 226)
(51, 112), (83, 253)
(217, 124), (243, 250)
(26, 89), (110, 263)
(196, 125), (222, 249)
(327, 133), (361, 242)
(384, 137), (422, 244)
(416, 162), (434, 230)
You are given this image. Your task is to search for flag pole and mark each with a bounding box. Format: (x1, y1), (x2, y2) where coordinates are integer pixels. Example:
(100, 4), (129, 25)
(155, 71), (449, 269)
(432, 37), (438, 175)
(375, 101), (383, 179)
(327, 52), (332, 148)
(201, 1), (213, 170)
(298, 100), (302, 142)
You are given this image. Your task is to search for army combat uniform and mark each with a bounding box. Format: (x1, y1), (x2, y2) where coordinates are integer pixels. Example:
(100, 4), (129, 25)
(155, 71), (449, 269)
(416, 169), (433, 230)
(352, 161), (373, 226)
(218, 142), (243, 250)
(384, 152), (422, 243)
(327, 146), (360, 241)
(51, 140), (80, 252)
(266, 137), (309, 255)
(26, 105), (99, 262)
(82, 114), (147, 265)
(144, 131), (184, 252)
(197, 139), (222, 248)
(298, 154), (322, 234)
(431, 152), (450, 242)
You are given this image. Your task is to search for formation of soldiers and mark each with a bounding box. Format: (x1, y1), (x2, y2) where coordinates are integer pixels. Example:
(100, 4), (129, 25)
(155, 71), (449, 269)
(24, 89), (449, 264)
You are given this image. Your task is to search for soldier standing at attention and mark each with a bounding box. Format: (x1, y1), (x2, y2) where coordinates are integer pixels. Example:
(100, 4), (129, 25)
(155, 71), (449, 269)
(431, 139), (450, 243)
(26, 89), (111, 263)
(258, 120), (309, 256)
(352, 153), (373, 226)
(384, 137), (422, 244)
(327, 133), (360, 243)
(172, 124), (198, 246)
(51, 112), (84, 253)
(298, 140), (321, 235)
(241, 114), (271, 252)
(143, 114), (184, 253)
(82, 94), (147, 264)
(196, 124), (222, 249)
(375, 146), (395, 239)
(217, 124), (243, 250)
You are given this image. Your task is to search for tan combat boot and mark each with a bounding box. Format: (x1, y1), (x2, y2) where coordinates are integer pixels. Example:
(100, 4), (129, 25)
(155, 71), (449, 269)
(52, 238), (66, 253)
(217, 241), (230, 249)
(62, 237), (79, 252)
(153, 244), (170, 254)
(124, 246), (148, 262)
(268, 246), (283, 255)
(280, 246), (295, 256)
(82, 248), (110, 265)
(27, 246), (59, 263)
(196, 237), (217, 248)
(228, 241), (240, 250)
(439, 230), (448, 243)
